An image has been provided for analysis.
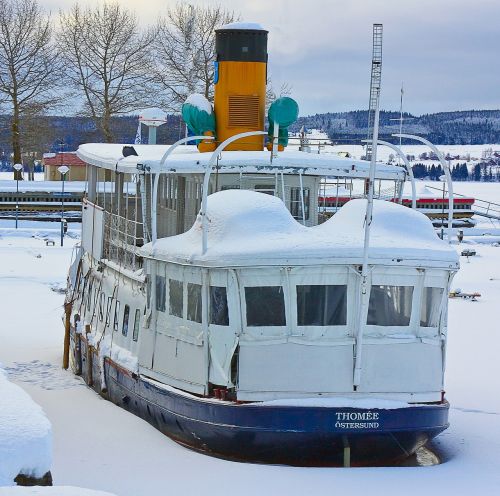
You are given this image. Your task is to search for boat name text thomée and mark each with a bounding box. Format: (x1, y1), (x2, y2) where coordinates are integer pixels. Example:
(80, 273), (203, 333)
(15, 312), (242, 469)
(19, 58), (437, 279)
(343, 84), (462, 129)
(335, 411), (380, 429)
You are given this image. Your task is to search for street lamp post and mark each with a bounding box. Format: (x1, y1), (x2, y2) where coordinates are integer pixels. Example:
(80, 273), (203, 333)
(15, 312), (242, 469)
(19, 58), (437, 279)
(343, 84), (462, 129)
(13, 163), (23, 229)
(58, 165), (69, 246)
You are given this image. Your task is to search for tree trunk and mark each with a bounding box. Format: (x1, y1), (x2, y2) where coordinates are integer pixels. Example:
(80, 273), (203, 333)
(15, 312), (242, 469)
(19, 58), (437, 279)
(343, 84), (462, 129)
(11, 104), (22, 180)
(102, 111), (114, 143)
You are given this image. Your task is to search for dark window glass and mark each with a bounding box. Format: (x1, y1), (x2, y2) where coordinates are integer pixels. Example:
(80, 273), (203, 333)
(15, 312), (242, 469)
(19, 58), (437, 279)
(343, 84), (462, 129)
(133, 309), (141, 341)
(146, 276), (151, 308)
(297, 285), (347, 326)
(420, 287), (444, 327)
(105, 297), (113, 326)
(86, 278), (93, 309)
(187, 283), (202, 323)
(122, 304), (130, 336)
(254, 184), (275, 196)
(98, 292), (105, 321)
(169, 279), (183, 318)
(113, 301), (121, 332)
(290, 187), (310, 220)
(210, 286), (229, 326)
(156, 276), (166, 312)
(245, 286), (286, 326)
(367, 285), (413, 326)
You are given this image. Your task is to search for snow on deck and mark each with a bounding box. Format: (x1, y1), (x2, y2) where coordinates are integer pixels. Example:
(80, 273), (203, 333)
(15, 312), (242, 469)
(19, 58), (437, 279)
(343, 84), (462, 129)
(142, 190), (458, 267)
(0, 366), (51, 486)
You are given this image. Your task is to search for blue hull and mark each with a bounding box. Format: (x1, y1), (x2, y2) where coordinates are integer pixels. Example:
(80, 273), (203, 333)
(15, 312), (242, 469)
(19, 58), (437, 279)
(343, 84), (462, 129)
(95, 358), (449, 466)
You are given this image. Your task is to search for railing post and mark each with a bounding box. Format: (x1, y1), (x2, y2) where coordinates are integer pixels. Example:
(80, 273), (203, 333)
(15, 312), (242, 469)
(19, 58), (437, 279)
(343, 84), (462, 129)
(200, 131), (267, 255)
(147, 135), (214, 247)
(394, 134), (454, 242)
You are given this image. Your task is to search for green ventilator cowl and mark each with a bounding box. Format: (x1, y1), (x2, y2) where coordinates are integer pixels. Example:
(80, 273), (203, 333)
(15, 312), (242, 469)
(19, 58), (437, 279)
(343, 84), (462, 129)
(181, 97), (216, 137)
(268, 97), (299, 146)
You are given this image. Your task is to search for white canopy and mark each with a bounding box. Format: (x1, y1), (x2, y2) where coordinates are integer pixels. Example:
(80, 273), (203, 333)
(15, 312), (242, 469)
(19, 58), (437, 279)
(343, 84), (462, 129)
(76, 143), (407, 180)
(141, 190), (459, 269)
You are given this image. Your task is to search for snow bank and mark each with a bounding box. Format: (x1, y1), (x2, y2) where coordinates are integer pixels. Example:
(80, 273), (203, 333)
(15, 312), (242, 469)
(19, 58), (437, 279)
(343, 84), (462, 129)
(89, 334), (138, 377)
(219, 22), (265, 31)
(0, 488), (116, 495)
(143, 190), (459, 267)
(184, 94), (213, 114)
(0, 366), (52, 486)
(260, 397), (411, 409)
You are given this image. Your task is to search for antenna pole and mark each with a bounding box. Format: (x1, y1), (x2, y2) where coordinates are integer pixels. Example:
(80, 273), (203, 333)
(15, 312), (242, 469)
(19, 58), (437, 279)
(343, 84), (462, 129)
(355, 23), (383, 388)
(365, 24), (383, 161)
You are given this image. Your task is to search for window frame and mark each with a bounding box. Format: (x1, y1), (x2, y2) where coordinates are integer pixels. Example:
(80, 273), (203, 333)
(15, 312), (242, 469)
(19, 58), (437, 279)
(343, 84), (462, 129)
(133, 308), (141, 341)
(290, 186), (310, 221)
(244, 285), (287, 328)
(113, 300), (121, 332)
(366, 284), (414, 328)
(296, 284), (348, 327)
(122, 304), (130, 336)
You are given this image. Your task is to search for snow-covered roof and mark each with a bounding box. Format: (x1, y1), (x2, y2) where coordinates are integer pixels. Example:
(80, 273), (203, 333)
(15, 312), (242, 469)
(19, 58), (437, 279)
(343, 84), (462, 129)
(76, 143), (407, 180)
(141, 190), (459, 268)
(219, 22), (266, 31)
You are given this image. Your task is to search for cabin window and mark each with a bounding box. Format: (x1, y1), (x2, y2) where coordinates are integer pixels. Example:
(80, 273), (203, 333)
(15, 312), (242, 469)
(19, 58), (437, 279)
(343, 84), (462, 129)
(146, 276), (151, 308)
(187, 283), (202, 323)
(169, 279), (183, 318)
(105, 296), (113, 326)
(210, 286), (229, 326)
(98, 292), (105, 321)
(290, 187), (310, 220)
(367, 285), (413, 326)
(254, 184), (275, 196)
(296, 285), (347, 326)
(86, 278), (93, 309)
(420, 287), (444, 327)
(122, 304), (130, 336)
(113, 301), (121, 332)
(133, 309), (141, 341)
(245, 286), (286, 327)
(155, 276), (166, 312)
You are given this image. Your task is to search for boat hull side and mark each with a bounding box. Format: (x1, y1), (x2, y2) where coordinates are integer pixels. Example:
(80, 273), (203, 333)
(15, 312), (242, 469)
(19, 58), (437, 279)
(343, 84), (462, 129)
(100, 357), (448, 466)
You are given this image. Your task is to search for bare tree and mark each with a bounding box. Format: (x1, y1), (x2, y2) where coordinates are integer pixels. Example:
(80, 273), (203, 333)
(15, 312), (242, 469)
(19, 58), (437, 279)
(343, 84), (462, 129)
(58, 2), (156, 142)
(266, 78), (293, 111)
(154, 3), (238, 112)
(0, 0), (62, 179)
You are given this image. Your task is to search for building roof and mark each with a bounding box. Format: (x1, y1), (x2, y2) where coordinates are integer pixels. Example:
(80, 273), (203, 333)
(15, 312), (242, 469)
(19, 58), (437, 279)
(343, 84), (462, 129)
(43, 152), (86, 167)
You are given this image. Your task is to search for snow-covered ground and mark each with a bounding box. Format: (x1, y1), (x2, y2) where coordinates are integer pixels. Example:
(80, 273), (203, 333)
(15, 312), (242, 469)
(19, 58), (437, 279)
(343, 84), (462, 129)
(1, 186), (500, 494)
(0, 366), (52, 486)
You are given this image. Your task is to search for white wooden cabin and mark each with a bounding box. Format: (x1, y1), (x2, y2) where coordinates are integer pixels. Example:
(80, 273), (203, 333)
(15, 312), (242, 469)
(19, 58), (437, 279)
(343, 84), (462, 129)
(140, 190), (459, 402)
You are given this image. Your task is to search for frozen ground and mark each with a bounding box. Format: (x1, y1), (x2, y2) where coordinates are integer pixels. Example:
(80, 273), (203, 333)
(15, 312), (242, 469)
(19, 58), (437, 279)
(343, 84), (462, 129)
(0, 190), (500, 495)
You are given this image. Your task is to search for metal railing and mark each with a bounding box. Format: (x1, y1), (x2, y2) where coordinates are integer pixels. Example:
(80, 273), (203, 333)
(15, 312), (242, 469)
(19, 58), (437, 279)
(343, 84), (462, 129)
(103, 211), (144, 271)
(426, 185), (500, 220)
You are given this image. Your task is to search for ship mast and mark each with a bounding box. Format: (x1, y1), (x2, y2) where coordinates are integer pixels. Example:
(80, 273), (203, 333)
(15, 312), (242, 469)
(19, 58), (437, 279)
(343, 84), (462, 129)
(364, 24), (383, 162)
(354, 23), (383, 388)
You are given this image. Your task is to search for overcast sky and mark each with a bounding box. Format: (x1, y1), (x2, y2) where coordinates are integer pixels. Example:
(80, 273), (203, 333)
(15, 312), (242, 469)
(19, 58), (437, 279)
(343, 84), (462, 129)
(43, 0), (500, 116)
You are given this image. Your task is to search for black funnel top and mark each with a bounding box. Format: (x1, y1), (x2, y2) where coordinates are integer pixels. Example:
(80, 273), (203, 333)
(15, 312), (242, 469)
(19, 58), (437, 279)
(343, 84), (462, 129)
(216, 27), (268, 63)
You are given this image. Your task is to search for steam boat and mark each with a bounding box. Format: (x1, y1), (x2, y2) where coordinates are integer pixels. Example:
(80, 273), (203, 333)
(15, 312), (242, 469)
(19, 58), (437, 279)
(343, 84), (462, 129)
(64, 23), (459, 466)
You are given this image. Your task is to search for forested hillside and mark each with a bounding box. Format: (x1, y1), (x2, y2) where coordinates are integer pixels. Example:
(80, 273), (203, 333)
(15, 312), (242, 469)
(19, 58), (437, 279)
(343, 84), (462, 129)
(291, 110), (500, 145)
